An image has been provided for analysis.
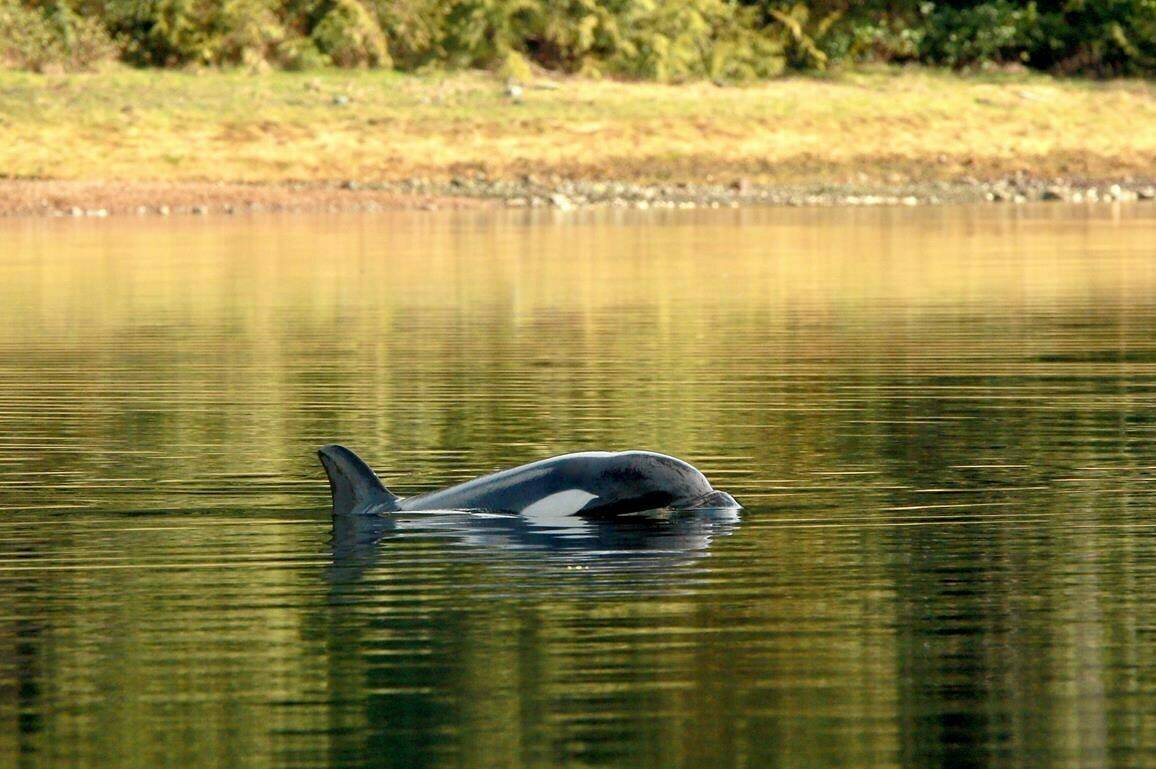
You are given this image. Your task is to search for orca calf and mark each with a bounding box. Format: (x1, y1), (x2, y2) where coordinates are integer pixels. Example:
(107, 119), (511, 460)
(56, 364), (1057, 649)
(318, 444), (740, 518)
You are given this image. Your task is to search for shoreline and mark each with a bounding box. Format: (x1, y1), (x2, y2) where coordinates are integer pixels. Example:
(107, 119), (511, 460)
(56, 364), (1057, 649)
(2, 67), (1154, 218)
(2, 176), (1154, 218)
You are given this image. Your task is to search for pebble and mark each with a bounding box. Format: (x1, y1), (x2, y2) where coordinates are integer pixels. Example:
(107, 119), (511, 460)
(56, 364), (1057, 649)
(41, 177), (1154, 218)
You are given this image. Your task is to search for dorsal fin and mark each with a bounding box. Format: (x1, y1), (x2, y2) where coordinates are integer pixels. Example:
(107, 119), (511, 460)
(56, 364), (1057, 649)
(317, 444), (400, 515)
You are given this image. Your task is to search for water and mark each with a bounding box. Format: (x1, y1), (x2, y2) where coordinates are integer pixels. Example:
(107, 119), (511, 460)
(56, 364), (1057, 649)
(1, 206), (1155, 769)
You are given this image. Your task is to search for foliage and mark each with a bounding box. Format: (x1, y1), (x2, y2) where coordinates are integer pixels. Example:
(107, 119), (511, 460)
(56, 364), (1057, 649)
(274, 36), (327, 70)
(830, 0), (1156, 74)
(368, 0), (444, 69)
(609, 0), (785, 82)
(372, 0), (784, 83)
(766, 2), (842, 70)
(310, 0), (389, 67)
(430, 0), (539, 79)
(0, 0), (115, 70)
(1028, 0), (1156, 75)
(0, 0), (1153, 76)
(917, 1), (1042, 68)
(90, 0), (287, 66)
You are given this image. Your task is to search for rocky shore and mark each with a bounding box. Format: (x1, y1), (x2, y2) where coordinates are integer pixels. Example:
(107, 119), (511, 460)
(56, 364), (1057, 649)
(415, 174), (1156, 210)
(2, 176), (1154, 218)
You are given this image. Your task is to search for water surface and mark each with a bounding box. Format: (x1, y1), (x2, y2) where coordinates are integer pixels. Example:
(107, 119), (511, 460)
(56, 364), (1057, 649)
(1, 206), (1155, 769)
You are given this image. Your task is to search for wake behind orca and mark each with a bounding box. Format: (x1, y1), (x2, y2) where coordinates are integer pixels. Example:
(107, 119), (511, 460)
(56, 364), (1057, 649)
(318, 444), (740, 519)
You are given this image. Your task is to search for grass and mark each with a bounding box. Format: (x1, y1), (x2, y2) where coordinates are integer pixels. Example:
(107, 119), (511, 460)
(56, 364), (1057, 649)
(1, 65), (1154, 186)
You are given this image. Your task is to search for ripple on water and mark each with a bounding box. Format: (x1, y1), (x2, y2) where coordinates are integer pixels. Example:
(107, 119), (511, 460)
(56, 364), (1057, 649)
(0, 206), (1154, 769)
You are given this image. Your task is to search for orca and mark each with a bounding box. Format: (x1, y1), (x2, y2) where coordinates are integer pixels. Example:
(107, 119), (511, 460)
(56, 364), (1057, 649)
(318, 444), (740, 519)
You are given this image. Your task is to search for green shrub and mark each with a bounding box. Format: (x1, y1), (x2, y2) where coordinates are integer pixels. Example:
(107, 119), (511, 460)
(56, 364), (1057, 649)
(1029, 0), (1156, 75)
(521, 0), (619, 73)
(369, 0), (445, 69)
(385, 0), (783, 82)
(217, 0), (287, 66)
(610, 0), (773, 81)
(767, 1), (842, 70)
(1, 0), (1155, 76)
(275, 35), (328, 68)
(310, 0), (389, 67)
(0, 0), (115, 70)
(437, 0), (538, 69)
(917, 1), (1040, 68)
(94, 0), (285, 66)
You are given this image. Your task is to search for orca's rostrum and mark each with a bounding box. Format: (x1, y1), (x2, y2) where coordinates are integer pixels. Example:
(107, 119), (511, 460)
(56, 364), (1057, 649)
(318, 444), (740, 518)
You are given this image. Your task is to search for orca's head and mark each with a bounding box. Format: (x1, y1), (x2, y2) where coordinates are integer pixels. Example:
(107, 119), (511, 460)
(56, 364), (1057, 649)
(580, 451), (740, 514)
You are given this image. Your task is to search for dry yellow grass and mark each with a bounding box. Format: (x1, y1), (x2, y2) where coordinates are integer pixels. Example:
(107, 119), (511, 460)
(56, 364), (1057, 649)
(1, 65), (1154, 185)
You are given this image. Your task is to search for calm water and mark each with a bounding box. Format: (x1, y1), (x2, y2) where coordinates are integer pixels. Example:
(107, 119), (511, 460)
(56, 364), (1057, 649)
(1, 206), (1155, 769)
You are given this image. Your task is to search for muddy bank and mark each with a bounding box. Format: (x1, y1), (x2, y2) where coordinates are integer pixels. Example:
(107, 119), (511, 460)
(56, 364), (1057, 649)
(0, 179), (490, 218)
(1, 176), (1154, 218)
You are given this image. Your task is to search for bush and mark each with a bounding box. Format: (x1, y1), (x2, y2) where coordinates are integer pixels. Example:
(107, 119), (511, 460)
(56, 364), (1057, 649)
(275, 35), (329, 69)
(917, 1), (1040, 68)
(0, 0), (116, 71)
(94, 0), (285, 66)
(310, 0), (389, 67)
(418, 0), (784, 82)
(610, 0), (785, 82)
(1029, 0), (1156, 75)
(369, 0), (444, 69)
(0, 0), (1154, 77)
(766, 1), (842, 70)
(436, 0), (538, 70)
(216, 0), (287, 66)
(520, 0), (619, 74)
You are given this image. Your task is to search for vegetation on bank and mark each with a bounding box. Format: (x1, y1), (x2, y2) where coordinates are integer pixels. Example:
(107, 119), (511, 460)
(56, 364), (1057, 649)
(1, 1), (1155, 81)
(1, 67), (1152, 188)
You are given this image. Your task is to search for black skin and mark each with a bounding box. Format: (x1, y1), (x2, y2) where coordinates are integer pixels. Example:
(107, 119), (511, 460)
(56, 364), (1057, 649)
(318, 446), (740, 517)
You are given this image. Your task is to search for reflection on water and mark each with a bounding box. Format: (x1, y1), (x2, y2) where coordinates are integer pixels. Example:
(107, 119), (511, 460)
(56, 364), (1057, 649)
(0, 206), (1155, 768)
(330, 506), (740, 572)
